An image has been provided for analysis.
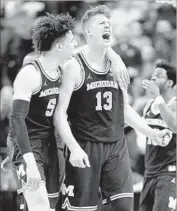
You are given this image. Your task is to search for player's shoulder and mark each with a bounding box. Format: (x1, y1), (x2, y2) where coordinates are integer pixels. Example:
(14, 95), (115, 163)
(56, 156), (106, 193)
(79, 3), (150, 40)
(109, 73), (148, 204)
(14, 63), (41, 88)
(61, 57), (84, 88)
(19, 63), (39, 77)
(63, 57), (82, 76)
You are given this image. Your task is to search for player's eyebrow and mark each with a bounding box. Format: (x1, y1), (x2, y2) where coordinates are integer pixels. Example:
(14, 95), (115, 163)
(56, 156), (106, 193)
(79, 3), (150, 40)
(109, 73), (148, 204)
(152, 73), (163, 77)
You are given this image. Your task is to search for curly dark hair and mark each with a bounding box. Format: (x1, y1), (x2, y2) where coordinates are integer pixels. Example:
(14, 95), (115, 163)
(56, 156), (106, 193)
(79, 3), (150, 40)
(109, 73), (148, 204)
(155, 60), (176, 87)
(32, 13), (75, 52)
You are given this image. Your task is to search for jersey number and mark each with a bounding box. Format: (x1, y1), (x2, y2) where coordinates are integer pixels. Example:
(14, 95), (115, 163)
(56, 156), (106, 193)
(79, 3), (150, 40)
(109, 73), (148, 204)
(45, 98), (57, 117)
(147, 128), (172, 146)
(96, 91), (112, 111)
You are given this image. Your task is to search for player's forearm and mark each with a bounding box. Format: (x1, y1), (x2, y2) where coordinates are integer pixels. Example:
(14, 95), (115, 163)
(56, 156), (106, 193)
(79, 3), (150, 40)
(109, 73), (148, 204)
(158, 104), (176, 133)
(54, 110), (80, 152)
(125, 105), (157, 140)
(10, 100), (32, 158)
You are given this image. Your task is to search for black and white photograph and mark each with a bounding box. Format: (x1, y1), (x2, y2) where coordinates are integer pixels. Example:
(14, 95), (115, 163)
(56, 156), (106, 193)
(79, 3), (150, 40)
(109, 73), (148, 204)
(0, 0), (176, 211)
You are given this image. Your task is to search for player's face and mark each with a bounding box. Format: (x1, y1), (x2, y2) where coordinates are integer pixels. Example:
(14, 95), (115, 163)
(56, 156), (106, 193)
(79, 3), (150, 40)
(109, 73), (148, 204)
(151, 68), (169, 92)
(58, 31), (77, 61)
(86, 14), (112, 47)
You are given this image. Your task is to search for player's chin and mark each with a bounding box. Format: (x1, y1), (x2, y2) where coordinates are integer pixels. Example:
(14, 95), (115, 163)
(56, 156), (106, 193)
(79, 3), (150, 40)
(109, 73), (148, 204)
(101, 39), (111, 47)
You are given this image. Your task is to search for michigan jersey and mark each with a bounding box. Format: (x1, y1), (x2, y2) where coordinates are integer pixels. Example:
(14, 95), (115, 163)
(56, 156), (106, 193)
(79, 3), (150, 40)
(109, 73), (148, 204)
(67, 52), (124, 143)
(144, 97), (176, 177)
(10, 60), (60, 139)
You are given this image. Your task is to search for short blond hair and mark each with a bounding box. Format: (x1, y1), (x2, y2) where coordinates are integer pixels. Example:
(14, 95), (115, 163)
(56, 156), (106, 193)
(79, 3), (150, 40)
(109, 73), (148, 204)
(81, 5), (111, 31)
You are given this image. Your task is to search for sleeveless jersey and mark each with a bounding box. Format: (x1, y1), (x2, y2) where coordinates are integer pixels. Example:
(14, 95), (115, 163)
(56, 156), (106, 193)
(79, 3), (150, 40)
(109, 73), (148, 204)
(143, 97), (176, 177)
(10, 60), (60, 139)
(67, 52), (124, 143)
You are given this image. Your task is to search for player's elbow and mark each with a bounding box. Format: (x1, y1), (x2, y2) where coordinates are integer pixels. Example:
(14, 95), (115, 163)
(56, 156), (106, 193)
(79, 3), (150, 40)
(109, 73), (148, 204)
(54, 107), (67, 126)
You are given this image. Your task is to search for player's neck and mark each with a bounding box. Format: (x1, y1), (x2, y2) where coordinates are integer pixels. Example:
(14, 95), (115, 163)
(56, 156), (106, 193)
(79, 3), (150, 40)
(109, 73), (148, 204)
(84, 44), (107, 64)
(38, 54), (62, 73)
(161, 90), (174, 103)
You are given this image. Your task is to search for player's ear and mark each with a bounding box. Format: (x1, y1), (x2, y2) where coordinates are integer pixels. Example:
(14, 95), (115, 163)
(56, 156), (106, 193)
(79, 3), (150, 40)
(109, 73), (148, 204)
(167, 80), (173, 87)
(85, 28), (92, 37)
(56, 43), (62, 51)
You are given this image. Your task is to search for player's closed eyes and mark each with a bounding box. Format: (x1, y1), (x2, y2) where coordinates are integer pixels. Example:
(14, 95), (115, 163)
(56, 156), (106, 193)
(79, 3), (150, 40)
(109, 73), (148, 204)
(99, 22), (111, 26)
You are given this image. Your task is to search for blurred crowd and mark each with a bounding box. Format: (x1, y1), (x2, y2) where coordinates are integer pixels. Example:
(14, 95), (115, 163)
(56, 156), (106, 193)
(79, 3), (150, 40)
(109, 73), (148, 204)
(0, 0), (176, 210)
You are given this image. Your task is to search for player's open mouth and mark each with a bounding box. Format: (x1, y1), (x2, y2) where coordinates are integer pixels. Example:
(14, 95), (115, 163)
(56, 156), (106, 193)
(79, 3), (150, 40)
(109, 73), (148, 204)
(102, 32), (111, 41)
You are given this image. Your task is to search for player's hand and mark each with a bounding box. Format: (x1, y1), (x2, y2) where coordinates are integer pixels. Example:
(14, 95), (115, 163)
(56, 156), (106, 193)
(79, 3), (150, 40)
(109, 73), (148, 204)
(142, 80), (160, 98)
(106, 47), (130, 90)
(23, 152), (41, 191)
(154, 129), (173, 146)
(69, 146), (90, 168)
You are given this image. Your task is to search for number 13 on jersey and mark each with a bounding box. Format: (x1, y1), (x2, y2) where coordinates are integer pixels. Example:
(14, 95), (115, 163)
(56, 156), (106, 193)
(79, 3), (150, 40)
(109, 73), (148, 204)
(96, 91), (112, 111)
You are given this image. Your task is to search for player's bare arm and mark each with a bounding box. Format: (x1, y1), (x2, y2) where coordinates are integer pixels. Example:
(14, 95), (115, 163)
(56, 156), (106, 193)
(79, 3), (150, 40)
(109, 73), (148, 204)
(106, 47), (130, 89)
(10, 65), (42, 190)
(157, 98), (176, 133)
(122, 89), (170, 146)
(13, 65), (41, 101)
(54, 58), (90, 168)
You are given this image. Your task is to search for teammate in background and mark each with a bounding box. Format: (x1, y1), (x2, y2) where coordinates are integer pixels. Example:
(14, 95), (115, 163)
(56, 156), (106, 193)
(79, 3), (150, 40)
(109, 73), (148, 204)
(7, 13), (76, 211)
(140, 60), (176, 211)
(54, 5), (170, 211)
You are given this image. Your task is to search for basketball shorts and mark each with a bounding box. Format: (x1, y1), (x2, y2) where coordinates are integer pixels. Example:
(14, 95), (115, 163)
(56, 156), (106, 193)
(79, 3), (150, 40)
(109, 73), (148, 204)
(60, 137), (133, 211)
(140, 175), (176, 211)
(7, 135), (59, 208)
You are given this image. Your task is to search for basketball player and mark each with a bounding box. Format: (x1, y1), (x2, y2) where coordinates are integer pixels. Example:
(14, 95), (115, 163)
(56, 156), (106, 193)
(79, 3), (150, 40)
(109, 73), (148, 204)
(7, 13), (76, 211)
(54, 5), (171, 211)
(140, 60), (176, 211)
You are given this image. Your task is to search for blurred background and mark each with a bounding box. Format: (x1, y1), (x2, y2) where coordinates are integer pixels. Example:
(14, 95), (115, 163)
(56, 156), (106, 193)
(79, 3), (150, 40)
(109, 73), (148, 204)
(0, 0), (176, 211)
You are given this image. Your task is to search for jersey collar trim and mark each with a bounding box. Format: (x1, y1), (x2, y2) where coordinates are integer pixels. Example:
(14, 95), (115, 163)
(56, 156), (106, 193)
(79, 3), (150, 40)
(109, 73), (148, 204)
(36, 60), (60, 82)
(80, 52), (110, 75)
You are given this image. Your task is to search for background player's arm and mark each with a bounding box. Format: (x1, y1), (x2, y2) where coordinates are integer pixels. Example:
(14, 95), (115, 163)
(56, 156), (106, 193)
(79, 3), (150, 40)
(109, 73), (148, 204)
(54, 58), (90, 168)
(157, 98), (176, 133)
(122, 89), (170, 145)
(142, 79), (176, 133)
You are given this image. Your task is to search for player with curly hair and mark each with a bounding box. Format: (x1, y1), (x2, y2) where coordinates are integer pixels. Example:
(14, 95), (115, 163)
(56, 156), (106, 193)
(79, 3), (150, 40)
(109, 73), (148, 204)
(7, 13), (76, 211)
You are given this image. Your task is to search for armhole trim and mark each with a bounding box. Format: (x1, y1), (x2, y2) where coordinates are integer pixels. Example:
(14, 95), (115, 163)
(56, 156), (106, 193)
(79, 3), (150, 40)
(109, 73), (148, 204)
(73, 55), (85, 91)
(28, 61), (43, 95)
(143, 99), (154, 117)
